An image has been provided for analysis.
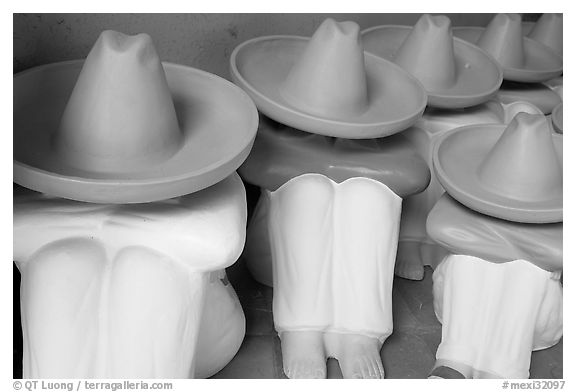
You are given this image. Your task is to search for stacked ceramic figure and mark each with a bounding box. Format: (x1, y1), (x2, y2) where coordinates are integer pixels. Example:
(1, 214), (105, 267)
(361, 14), (513, 279)
(13, 30), (258, 378)
(453, 13), (563, 131)
(231, 18), (431, 378)
(426, 112), (563, 379)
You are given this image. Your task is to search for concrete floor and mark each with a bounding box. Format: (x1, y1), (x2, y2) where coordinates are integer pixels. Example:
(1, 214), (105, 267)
(212, 258), (563, 379)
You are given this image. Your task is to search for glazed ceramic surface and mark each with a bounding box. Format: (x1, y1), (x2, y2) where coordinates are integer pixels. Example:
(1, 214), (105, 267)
(13, 173), (247, 378)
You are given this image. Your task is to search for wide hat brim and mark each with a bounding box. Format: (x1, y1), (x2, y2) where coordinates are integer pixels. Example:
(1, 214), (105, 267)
(230, 35), (427, 139)
(433, 124), (563, 223)
(452, 27), (563, 83)
(361, 25), (503, 109)
(14, 60), (258, 204)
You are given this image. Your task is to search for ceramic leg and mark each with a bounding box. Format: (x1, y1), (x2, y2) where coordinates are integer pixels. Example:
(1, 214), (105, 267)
(269, 174), (401, 378)
(195, 270), (246, 378)
(432, 255), (563, 379)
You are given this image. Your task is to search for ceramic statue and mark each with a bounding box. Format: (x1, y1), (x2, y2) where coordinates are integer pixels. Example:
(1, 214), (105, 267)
(427, 112), (563, 379)
(231, 18), (429, 378)
(427, 195), (562, 379)
(13, 30), (258, 378)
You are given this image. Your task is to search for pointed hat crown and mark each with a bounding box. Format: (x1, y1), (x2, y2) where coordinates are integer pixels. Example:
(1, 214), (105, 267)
(394, 14), (457, 91)
(280, 18), (369, 118)
(54, 30), (182, 173)
(477, 13), (525, 69)
(478, 112), (562, 201)
(529, 13), (563, 56)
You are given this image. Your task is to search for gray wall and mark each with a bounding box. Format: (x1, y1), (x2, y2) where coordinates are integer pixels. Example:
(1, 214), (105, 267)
(14, 13), (499, 78)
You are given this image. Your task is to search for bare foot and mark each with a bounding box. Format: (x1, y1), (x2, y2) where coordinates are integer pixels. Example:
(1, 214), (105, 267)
(337, 334), (384, 379)
(280, 331), (326, 379)
(395, 241), (425, 281)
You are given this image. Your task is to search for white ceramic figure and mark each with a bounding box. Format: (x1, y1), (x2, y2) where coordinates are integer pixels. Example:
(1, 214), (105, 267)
(431, 255), (562, 379)
(14, 174), (247, 378)
(231, 18), (427, 379)
(426, 113), (563, 379)
(396, 101), (543, 280)
(267, 173), (402, 378)
(13, 30), (258, 379)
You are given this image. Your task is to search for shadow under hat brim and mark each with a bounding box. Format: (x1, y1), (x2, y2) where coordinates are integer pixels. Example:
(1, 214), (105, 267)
(427, 193), (562, 272)
(230, 35), (427, 139)
(452, 27), (563, 83)
(433, 124), (563, 223)
(361, 25), (503, 109)
(14, 60), (258, 204)
(238, 115), (431, 197)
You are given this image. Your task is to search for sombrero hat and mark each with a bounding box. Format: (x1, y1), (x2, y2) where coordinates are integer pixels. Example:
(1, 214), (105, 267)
(361, 14), (503, 109)
(452, 14), (562, 83)
(230, 18), (427, 139)
(433, 112), (562, 223)
(524, 13), (563, 57)
(14, 30), (258, 204)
